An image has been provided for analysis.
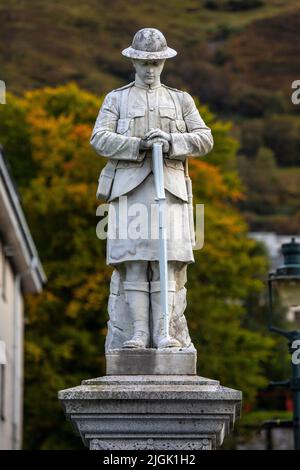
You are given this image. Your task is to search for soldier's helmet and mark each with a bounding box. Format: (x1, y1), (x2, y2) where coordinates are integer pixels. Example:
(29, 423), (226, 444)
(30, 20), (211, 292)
(122, 28), (177, 60)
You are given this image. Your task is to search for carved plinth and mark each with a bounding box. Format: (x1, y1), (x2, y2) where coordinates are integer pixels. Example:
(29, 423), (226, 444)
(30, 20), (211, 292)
(58, 375), (242, 450)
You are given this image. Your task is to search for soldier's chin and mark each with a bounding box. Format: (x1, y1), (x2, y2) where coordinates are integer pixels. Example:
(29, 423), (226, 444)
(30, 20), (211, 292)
(145, 77), (155, 84)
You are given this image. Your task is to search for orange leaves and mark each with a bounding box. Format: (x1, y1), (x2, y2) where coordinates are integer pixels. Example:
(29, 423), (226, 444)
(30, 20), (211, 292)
(189, 159), (243, 204)
(70, 123), (92, 141)
(66, 270), (111, 318)
(189, 159), (226, 193)
(65, 182), (89, 204)
(1, 83), (273, 420)
(17, 85), (103, 221)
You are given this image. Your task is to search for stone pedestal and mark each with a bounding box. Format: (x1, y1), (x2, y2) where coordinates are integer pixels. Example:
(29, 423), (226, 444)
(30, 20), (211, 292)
(106, 348), (197, 375)
(58, 375), (242, 450)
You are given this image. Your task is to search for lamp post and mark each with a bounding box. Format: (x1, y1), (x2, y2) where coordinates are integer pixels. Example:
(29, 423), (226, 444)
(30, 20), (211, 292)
(268, 237), (300, 450)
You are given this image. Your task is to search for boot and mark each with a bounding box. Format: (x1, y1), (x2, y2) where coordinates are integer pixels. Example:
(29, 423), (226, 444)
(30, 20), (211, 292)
(122, 281), (150, 349)
(150, 280), (181, 349)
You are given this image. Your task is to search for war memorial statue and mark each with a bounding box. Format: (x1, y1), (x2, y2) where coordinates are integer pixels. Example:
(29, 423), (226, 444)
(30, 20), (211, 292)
(90, 28), (213, 352)
(59, 28), (242, 450)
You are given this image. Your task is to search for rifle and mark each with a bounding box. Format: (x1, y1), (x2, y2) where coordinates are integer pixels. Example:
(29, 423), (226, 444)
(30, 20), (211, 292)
(152, 143), (170, 342)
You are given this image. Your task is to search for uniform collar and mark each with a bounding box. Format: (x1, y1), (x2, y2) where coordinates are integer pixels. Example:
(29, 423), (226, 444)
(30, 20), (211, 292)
(134, 74), (162, 90)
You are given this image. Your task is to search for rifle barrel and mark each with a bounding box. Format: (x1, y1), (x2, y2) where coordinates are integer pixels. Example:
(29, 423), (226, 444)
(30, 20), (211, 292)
(152, 143), (169, 338)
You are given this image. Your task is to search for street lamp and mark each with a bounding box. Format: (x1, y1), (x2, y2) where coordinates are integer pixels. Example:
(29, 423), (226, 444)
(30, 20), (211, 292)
(268, 237), (300, 450)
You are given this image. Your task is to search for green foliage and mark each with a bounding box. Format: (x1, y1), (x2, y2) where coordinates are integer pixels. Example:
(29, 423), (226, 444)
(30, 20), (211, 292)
(230, 87), (289, 118)
(205, 0), (264, 12)
(0, 93), (36, 186)
(223, 409), (292, 449)
(237, 110), (300, 232)
(240, 119), (264, 157)
(0, 84), (276, 449)
(0, 84), (109, 449)
(186, 153), (274, 400)
(238, 147), (281, 214)
(0, 0), (299, 448)
(0, 0), (297, 98)
(264, 115), (300, 167)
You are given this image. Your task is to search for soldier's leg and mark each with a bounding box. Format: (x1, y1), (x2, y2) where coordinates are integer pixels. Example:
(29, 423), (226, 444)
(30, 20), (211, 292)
(122, 261), (150, 349)
(150, 261), (176, 282)
(149, 261), (181, 348)
(125, 260), (149, 282)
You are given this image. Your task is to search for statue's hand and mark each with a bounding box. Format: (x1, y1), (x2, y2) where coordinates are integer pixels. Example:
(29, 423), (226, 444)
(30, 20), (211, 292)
(139, 138), (153, 150)
(145, 128), (171, 143)
(140, 137), (170, 153)
(153, 138), (170, 153)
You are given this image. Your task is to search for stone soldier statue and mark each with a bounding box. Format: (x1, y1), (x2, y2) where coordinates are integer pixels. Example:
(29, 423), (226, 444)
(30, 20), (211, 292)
(90, 28), (213, 350)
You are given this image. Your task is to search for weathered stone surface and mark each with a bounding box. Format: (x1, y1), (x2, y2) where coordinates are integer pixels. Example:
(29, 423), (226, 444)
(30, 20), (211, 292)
(58, 375), (242, 450)
(106, 347), (197, 375)
(91, 27), (214, 355)
(105, 268), (193, 351)
(122, 28), (177, 60)
(90, 438), (212, 450)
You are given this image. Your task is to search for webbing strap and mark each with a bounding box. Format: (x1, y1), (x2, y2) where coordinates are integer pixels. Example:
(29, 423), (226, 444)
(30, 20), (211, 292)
(120, 86), (131, 119)
(167, 88), (183, 120)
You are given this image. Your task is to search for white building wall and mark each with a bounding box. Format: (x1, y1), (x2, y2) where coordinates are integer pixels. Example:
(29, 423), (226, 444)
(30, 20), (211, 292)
(249, 232), (294, 270)
(0, 238), (24, 450)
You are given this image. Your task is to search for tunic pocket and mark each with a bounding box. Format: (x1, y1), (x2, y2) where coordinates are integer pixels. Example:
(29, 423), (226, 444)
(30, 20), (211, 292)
(159, 107), (176, 119)
(159, 107), (176, 133)
(116, 118), (131, 135)
(128, 107), (146, 138)
(129, 107), (146, 118)
(175, 119), (187, 133)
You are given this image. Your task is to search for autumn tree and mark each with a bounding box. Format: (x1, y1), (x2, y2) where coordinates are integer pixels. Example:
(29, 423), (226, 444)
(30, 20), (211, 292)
(0, 84), (275, 449)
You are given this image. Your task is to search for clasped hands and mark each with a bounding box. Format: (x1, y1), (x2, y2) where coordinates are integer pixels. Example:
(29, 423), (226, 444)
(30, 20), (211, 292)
(139, 129), (171, 153)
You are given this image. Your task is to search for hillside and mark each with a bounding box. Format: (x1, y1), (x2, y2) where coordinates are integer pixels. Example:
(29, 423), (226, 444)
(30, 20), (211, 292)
(1, 0), (300, 233)
(0, 0), (299, 98)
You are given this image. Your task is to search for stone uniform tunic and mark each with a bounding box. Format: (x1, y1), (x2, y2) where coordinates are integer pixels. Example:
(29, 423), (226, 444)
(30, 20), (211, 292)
(90, 77), (213, 266)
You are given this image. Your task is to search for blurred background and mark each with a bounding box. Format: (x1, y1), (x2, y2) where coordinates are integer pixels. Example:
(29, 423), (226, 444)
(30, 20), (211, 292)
(0, 0), (299, 450)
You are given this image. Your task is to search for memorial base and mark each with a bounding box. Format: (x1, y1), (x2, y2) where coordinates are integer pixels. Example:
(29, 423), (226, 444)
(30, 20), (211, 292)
(58, 375), (242, 450)
(106, 348), (197, 375)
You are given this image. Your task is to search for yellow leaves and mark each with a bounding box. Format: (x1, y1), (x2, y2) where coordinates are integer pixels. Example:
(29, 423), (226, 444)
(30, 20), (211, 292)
(189, 160), (219, 190)
(70, 123), (92, 141)
(67, 182), (88, 194)
(62, 160), (77, 173)
(26, 110), (75, 187)
(0, 83), (275, 432)
(25, 341), (43, 364)
(100, 326), (108, 337)
(25, 290), (58, 323)
(20, 85), (100, 197)
(189, 159), (243, 203)
(66, 270), (111, 318)
(65, 182), (89, 204)
(23, 82), (100, 123)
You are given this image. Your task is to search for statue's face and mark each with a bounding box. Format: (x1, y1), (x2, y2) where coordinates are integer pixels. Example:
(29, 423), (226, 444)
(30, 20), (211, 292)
(132, 59), (165, 85)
